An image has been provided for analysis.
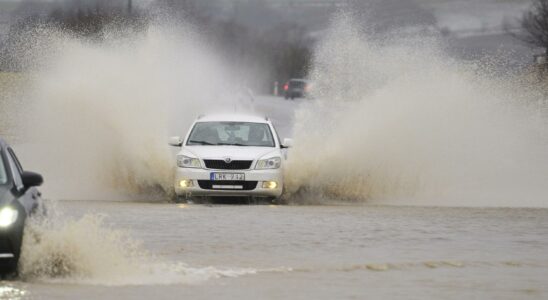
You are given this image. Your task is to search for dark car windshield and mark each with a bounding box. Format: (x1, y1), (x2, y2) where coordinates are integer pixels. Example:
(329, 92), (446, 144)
(187, 122), (275, 147)
(0, 153), (7, 185)
(289, 80), (306, 88)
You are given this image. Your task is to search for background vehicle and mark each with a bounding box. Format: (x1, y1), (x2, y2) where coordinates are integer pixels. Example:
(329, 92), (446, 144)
(0, 138), (43, 277)
(169, 114), (292, 204)
(283, 79), (312, 99)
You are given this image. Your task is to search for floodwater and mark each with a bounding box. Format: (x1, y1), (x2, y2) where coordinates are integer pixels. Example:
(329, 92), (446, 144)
(3, 200), (548, 299)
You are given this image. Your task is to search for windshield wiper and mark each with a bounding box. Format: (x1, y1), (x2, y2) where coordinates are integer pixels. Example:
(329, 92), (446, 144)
(188, 140), (216, 145)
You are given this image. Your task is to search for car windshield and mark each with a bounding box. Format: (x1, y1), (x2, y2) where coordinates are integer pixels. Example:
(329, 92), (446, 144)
(0, 153), (7, 185)
(290, 80), (306, 88)
(187, 122), (275, 147)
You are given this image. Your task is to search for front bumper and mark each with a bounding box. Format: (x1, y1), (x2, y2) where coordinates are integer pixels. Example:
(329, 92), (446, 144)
(0, 237), (16, 260)
(0, 223), (24, 266)
(174, 167), (283, 198)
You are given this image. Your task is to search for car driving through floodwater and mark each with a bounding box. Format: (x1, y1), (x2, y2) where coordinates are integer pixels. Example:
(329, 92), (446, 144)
(169, 114), (292, 203)
(0, 138), (44, 277)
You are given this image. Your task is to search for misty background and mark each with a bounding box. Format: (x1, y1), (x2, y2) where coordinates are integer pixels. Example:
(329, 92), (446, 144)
(0, 0), (539, 93)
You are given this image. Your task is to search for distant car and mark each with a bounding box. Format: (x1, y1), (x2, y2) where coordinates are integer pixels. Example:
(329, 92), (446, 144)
(283, 79), (312, 99)
(0, 138), (43, 277)
(168, 114), (292, 203)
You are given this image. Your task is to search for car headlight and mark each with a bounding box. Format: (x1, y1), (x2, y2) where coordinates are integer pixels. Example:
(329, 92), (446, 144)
(0, 207), (18, 228)
(256, 157), (281, 169)
(177, 155), (201, 168)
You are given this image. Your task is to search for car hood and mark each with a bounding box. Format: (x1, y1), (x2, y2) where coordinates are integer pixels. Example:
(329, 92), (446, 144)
(180, 146), (279, 160)
(0, 186), (14, 206)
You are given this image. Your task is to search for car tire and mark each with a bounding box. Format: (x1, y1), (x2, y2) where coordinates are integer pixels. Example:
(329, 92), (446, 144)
(0, 258), (18, 279)
(174, 196), (187, 204)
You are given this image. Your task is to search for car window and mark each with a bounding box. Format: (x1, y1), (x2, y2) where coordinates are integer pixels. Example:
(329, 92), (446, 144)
(0, 152), (8, 185)
(290, 81), (306, 88)
(187, 122), (275, 147)
(6, 148), (23, 189)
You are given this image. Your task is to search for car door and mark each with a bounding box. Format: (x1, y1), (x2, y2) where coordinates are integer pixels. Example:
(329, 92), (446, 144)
(6, 148), (40, 215)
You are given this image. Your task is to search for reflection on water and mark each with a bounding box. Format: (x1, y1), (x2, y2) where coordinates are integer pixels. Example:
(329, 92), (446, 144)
(0, 285), (27, 300)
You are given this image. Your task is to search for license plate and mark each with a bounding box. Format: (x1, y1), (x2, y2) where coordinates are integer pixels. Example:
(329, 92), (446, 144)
(210, 173), (245, 181)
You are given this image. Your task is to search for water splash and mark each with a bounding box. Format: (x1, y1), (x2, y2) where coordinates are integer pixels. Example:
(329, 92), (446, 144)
(284, 14), (548, 207)
(19, 203), (264, 285)
(11, 23), (250, 201)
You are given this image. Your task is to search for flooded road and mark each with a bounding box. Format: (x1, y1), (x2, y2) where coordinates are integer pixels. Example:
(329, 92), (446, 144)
(2, 12), (548, 298)
(4, 200), (547, 299)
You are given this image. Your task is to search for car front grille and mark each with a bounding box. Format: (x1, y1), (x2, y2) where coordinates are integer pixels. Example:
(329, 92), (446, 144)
(198, 180), (258, 190)
(203, 159), (253, 170)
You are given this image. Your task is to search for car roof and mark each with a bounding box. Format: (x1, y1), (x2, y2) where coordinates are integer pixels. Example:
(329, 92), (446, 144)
(196, 114), (269, 123)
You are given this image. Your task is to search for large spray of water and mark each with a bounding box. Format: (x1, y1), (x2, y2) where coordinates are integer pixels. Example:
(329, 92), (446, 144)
(6, 13), (548, 207)
(5, 11), (548, 208)
(19, 206), (260, 285)
(8, 22), (263, 283)
(285, 15), (548, 207)
(12, 23), (251, 201)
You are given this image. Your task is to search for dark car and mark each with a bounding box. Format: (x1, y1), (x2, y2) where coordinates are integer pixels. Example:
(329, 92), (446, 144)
(0, 138), (43, 277)
(283, 79), (312, 100)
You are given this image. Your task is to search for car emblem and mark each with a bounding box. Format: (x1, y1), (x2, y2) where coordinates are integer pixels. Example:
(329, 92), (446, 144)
(224, 157), (232, 163)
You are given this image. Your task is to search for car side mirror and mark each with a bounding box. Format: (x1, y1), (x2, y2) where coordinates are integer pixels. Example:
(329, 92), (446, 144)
(21, 171), (43, 188)
(281, 138), (293, 148)
(168, 136), (183, 147)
